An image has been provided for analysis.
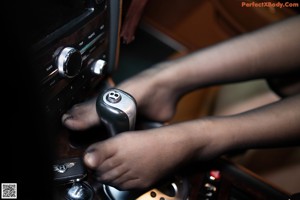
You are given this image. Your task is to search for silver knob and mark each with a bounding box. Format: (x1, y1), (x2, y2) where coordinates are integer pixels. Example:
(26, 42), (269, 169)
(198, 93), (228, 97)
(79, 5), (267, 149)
(90, 59), (106, 75)
(65, 182), (94, 200)
(56, 47), (82, 78)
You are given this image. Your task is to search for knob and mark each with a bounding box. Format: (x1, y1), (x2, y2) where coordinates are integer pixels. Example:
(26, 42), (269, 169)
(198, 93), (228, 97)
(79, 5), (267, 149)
(96, 88), (137, 136)
(90, 59), (106, 75)
(56, 47), (82, 78)
(65, 182), (94, 200)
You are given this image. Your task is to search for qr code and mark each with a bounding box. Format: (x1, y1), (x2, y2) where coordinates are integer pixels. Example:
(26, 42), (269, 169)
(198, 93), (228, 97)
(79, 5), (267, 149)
(1, 183), (17, 199)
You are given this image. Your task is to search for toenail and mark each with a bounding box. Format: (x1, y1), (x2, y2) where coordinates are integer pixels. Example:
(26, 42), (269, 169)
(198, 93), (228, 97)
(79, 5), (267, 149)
(62, 115), (73, 122)
(84, 151), (97, 167)
(85, 148), (96, 153)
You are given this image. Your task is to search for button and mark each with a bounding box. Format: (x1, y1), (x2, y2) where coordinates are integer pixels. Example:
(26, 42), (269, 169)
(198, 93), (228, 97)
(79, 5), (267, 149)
(150, 191), (156, 198)
(204, 183), (217, 192)
(205, 192), (213, 197)
(209, 170), (221, 181)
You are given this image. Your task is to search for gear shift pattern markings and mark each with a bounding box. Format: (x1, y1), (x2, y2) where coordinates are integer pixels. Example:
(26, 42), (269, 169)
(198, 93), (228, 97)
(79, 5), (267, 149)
(106, 91), (122, 103)
(96, 88), (137, 136)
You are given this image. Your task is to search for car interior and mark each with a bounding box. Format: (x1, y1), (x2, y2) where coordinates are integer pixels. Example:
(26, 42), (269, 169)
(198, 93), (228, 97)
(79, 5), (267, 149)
(1, 0), (299, 199)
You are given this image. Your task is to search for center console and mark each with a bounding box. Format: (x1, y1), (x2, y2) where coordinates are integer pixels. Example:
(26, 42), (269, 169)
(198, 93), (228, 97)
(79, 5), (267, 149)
(27, 0), (295, 199)
(28, 0), (122, 121)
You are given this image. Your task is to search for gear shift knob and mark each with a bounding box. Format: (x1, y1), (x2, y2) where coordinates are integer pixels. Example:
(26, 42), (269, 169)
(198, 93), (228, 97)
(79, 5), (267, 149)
(95, 88), (138, 198)
(96, 88), (137, 136)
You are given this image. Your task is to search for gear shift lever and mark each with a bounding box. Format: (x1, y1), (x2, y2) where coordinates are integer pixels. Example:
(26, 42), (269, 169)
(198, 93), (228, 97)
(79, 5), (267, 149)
(95, 88), (189, 200)
(95, 88), (140, 199)
(96, 88), (137, 136)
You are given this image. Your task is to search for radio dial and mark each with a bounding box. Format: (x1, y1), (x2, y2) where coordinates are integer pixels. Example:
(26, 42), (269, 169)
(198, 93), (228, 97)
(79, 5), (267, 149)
(56, 47), (83, 78)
